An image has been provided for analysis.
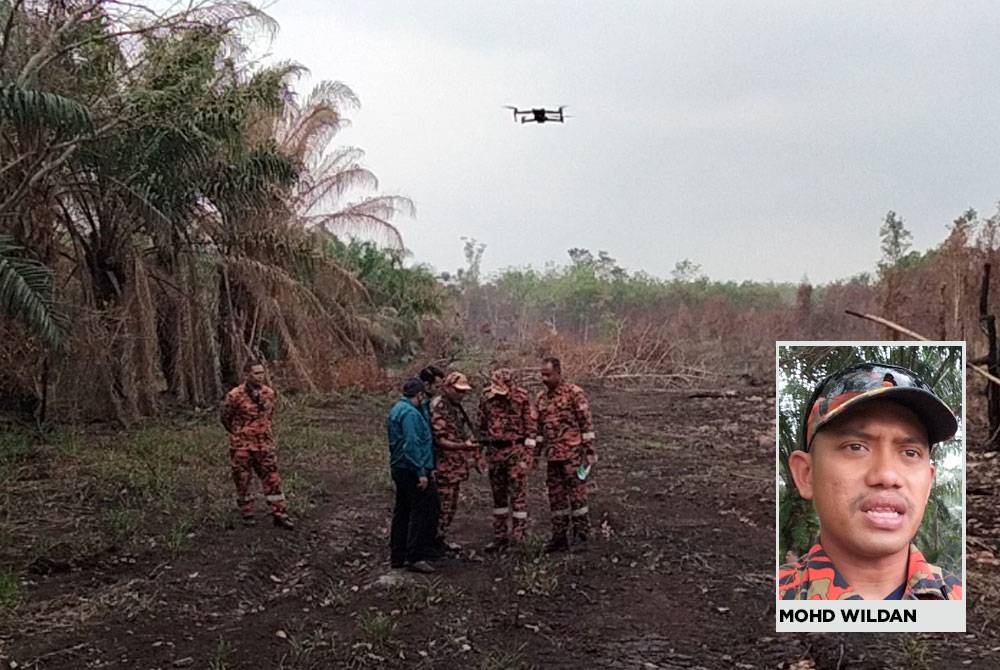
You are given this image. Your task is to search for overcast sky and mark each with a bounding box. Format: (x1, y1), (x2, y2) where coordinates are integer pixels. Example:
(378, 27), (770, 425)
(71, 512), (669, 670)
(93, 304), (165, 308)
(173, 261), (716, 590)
(257, 0), (1000, 283)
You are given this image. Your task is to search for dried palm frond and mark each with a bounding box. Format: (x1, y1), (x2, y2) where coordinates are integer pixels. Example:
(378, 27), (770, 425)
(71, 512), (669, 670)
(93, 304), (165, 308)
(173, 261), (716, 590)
(221, 254), (328, 318)
(297, 166), (379, 214)
(303, 196), (415, 249)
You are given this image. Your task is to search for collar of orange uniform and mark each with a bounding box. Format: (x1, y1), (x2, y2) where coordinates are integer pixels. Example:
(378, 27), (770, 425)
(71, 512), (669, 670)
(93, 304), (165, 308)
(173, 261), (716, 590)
(544, 382), (570, 396)
(903, 544), (955, 598)
(791, 541), (950, 600)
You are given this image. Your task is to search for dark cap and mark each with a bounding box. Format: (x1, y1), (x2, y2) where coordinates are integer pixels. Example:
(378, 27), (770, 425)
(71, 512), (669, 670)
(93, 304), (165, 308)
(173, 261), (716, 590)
(402, 378), (427, 398)
(802, 362), (958, 450)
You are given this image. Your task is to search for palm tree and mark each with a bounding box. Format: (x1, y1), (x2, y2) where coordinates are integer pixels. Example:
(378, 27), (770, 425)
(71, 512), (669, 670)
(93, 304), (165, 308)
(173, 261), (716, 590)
(1, 0), (425, 419)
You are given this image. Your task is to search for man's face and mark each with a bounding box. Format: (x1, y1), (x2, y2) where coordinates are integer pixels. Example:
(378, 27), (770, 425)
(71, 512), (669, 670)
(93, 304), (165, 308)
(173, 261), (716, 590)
(540, 363), (561, 390)
(246, 365), (266, 386)
(443, 385), (465, 401)
(789, 399), (936, 561)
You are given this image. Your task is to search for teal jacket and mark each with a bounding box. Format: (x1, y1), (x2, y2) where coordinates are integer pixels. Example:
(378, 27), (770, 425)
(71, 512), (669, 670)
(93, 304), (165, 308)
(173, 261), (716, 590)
(387, 397), (435, 477)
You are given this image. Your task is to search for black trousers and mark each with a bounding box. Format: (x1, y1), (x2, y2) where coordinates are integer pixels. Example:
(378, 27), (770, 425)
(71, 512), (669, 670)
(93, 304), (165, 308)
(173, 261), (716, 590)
(390, 467), (440, 566)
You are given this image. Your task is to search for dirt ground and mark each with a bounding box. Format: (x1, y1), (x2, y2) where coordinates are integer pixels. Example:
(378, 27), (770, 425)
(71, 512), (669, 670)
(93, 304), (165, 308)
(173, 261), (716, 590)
(2, 380), (998, 669)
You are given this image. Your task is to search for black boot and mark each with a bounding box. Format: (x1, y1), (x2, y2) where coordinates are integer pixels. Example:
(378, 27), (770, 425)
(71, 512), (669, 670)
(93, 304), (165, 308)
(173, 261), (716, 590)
(544, 533), (569, 554)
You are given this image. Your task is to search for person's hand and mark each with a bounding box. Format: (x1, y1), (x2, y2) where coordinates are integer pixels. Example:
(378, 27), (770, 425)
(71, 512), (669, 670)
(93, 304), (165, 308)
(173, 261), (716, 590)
(464, 439), (476, 450)
(418, 476), (429, 490)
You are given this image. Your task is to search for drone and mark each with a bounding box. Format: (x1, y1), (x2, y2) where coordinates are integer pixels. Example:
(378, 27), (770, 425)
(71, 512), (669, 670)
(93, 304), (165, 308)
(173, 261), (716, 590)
(504, 106), (568, 124)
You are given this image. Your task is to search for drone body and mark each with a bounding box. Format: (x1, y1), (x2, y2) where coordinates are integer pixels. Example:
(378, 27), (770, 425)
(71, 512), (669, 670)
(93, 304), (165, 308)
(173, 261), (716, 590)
(504, 105), (567, 124)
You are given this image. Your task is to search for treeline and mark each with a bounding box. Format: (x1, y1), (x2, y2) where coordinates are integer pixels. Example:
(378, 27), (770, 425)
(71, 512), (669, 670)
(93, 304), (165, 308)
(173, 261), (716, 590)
(458, 207), (1000, 386)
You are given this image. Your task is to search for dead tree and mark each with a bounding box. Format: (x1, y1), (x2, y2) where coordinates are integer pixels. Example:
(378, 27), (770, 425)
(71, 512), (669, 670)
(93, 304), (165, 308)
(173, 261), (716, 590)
(979, 263), (1000, 448)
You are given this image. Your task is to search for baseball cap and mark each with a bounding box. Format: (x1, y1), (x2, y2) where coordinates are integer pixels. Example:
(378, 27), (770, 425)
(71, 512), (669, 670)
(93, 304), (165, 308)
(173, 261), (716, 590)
(802, 362), (958, 450)
(488, 368), (513, 396)
(402, 378), (427, 397)
(444, 371), (472, 391)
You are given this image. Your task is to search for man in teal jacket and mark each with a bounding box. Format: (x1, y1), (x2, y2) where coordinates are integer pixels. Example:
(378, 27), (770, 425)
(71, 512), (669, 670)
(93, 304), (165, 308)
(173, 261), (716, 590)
(387, 378), (439, 573)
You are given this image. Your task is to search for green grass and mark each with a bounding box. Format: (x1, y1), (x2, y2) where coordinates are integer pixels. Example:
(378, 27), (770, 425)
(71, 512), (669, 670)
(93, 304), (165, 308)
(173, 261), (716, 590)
(319, 579), (352, 610)
(516, 556), (561, 596)
(513, 535), (546, 560)
(164, 516), (196, 555)
(358, 610), (396, 647)
(99, 505), (145, 544)
(480, 643), (532, 670)
(637, 439), (681, 451)
(0, 401), (387, 581)
(895, 636), (931, 670)
(398, 577), (462, 612)
(208, 638), (235, 670)
(0, 567), (20, 609)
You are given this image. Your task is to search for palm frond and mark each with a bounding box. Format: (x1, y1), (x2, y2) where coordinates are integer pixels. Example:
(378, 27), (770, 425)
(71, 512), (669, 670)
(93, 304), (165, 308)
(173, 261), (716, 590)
(297, 166), (378, 213)
(0, 83), (93, 134)
(303, 196), (415, 249)
(304, 80), (359, 111)
(186, 1), (280, 41)
(312, 146), (366, 175)
(279, 104), (346, 162)
(222, 254), (325, 316)
(0, 235), (67, 348)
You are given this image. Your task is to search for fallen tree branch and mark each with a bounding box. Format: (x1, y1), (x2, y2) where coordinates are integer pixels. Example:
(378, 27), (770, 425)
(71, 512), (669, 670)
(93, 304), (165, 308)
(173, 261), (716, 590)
(844, 310), (927, 340)
(844, 310), (1000, 386)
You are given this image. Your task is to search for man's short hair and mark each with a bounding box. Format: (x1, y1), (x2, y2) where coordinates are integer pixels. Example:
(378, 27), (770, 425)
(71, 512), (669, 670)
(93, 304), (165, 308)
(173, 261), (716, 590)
(244, 360), (264, 372)
(418, 365), (445, 384)
(402, 378), (426, 397)
(542, 357), (561, 373)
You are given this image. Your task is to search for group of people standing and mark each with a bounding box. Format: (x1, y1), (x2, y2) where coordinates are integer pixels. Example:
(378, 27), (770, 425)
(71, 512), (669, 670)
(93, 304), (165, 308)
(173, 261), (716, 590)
(217, 357), (597, 576)
(387, 357), (597, 574)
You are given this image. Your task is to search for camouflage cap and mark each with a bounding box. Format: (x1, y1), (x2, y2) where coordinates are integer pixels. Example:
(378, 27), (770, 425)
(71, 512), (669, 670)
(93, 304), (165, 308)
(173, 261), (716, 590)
(489, 368), (513, 396)
(444, 371), (472, 391)
(802, 362), (958, 450)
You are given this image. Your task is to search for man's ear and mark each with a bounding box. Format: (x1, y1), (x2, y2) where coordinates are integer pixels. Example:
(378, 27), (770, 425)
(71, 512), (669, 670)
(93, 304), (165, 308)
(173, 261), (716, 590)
(788, 450), (814, 500)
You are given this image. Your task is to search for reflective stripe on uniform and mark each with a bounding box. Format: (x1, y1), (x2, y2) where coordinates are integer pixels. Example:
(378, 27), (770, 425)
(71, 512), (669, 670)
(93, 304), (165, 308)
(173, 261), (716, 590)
(493, 506), (510, 515)
(524, 438), (537, 447)
(511, 511), (528, 519)
(571, 505), (589, 517)
(266, 494), (286, 502)
(582, 432), (595, 441)
(551, 508), (571, 516)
